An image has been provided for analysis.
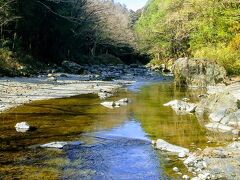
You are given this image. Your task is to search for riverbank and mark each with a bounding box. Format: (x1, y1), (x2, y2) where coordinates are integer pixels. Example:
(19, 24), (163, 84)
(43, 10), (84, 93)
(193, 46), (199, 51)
(161, 80), (240, 179)
(0, 63), (167, 113)
(0, 74), (129, 113)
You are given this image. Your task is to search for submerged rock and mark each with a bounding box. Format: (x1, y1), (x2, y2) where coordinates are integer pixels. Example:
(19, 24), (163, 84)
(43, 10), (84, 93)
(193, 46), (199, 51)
(40, 141), (82, 149)
(101, 98), (130, 109)
(40, 142), (68, 149)
(155, 139), (189, 154)
(15, 122), (30, 132)
(164, 100), (196, 113)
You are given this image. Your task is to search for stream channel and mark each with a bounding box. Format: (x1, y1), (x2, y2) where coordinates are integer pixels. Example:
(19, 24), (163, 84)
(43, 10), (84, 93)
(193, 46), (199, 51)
(0, 79), (217, 179)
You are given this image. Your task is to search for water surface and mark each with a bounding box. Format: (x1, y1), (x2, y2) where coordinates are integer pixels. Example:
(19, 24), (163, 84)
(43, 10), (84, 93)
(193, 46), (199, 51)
(0, 82), (219, 179)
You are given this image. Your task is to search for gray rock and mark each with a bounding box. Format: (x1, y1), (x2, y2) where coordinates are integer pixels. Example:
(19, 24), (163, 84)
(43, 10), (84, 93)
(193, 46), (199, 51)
(48, 76), (57, 82)
(115, 98), (130, 106)
(184, 154), (197, 166)
(164, 100), (196, 113)
(156, 139), (189, 154)
(62, 61), (83, 74)
(205, 123), (233, 133)
(173, 58), (226, 87)
(227, 141), (240, 149)
(209, 109), (227, 122)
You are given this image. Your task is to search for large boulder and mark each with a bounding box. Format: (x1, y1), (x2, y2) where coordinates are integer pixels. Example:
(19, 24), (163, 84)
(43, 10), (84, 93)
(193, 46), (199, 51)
(61, 61), (84, 74)
(196, 83), (240, 134)
(173, 58), (226, 87)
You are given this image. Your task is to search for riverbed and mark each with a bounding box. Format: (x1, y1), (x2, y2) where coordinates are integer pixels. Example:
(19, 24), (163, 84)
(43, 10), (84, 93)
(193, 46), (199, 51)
(0, 80), (225, 179)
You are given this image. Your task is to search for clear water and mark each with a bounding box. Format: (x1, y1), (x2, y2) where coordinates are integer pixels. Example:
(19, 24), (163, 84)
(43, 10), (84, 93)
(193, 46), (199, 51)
(0, 82), (222, 179)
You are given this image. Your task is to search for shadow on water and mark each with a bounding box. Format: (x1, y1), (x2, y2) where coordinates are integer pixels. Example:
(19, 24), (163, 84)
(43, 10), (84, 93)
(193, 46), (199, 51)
(0, 81), (221, 179)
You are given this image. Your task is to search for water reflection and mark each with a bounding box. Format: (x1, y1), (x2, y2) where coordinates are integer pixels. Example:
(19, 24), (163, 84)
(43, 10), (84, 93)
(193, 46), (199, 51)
(132, 83), (208, 149)
(0, 82), (215, 179)
(63, 121), (168, 180)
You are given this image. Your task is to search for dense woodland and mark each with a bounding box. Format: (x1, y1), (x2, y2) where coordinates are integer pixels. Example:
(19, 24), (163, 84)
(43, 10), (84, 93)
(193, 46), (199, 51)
(0, 0), (144, 75)
(136, 0), (240, 74)
(0, 0), (239, 76)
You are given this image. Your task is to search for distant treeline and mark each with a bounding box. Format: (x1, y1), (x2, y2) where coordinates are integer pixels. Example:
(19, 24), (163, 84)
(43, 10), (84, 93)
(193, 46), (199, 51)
(135, 0), (240, 74)
(0, 0), (147, 71)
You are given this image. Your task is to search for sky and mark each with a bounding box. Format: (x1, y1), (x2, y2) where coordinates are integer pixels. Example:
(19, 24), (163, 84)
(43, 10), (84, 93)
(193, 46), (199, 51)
(114, 0), (148, 11)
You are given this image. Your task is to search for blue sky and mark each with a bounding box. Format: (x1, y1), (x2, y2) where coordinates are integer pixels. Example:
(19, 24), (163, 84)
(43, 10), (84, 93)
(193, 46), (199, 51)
(115, 0), (148, 11)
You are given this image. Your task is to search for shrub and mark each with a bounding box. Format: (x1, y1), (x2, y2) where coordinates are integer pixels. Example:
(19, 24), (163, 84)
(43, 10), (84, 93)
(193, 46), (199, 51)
(194, 45), (240, 75)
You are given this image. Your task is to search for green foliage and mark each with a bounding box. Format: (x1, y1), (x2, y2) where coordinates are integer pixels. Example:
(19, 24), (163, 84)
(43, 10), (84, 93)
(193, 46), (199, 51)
(194, 45), (240, 75)
(0, 48), (43, 76)
(135, 0), (240, 74)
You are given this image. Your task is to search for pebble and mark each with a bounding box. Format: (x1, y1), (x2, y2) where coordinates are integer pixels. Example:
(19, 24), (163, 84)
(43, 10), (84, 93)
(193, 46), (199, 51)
(173, 167), (179, 172)
(182, 175), (190, 179)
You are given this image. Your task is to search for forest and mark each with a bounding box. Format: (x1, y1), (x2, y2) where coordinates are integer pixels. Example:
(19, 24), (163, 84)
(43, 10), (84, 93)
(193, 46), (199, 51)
(135, 0), (240, 74)
(0, 0), (144, 76)
(0, 0), (239, 75)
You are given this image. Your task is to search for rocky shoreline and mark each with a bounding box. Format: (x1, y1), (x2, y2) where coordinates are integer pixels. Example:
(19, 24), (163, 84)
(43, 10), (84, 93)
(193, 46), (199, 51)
(157, 58), (240, 180)
(0, 64), (165, 113)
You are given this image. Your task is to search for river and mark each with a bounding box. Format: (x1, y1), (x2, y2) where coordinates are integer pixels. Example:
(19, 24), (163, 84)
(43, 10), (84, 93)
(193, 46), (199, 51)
(0, 81), (215, 179)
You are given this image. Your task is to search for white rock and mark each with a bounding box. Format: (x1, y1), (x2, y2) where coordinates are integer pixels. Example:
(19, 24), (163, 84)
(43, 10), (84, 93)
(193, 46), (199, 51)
(184, 154), (197, 166)
(228, 141), (240, 149)
(205, 123), (233, 132)
(15, 122), (30, 132)
(48, 76), (57, 82)
(40, 142), (68, 149)
(98, 92), (112, 100)
(182, 98), (190, 102)
(164, 100), (196, 113)
(191, 178), (200, 180)
(209, 109), (227, 122)
(218, 124), (234, 132)
(198, 172), (210, 180)
(173, 167), (179, 172)
(156, 139), (189, 154)
(182, 175), (190, 179)
(232, 129), (240, 135)
(178, 151), (187, 158)
(118, 98), (129, 103)
(115, 98), (129, 106)
(202, 161), (207, 168)
(40, 141), (82, 149)
(100, 101), (115, 109)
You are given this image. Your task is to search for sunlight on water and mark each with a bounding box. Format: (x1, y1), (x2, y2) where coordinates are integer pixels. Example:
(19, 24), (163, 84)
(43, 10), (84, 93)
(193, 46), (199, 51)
(0, 82), (223, 179)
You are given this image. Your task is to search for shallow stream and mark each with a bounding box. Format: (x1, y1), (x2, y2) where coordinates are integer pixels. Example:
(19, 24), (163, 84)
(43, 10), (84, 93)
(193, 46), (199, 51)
(0, 81), (222, 179)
